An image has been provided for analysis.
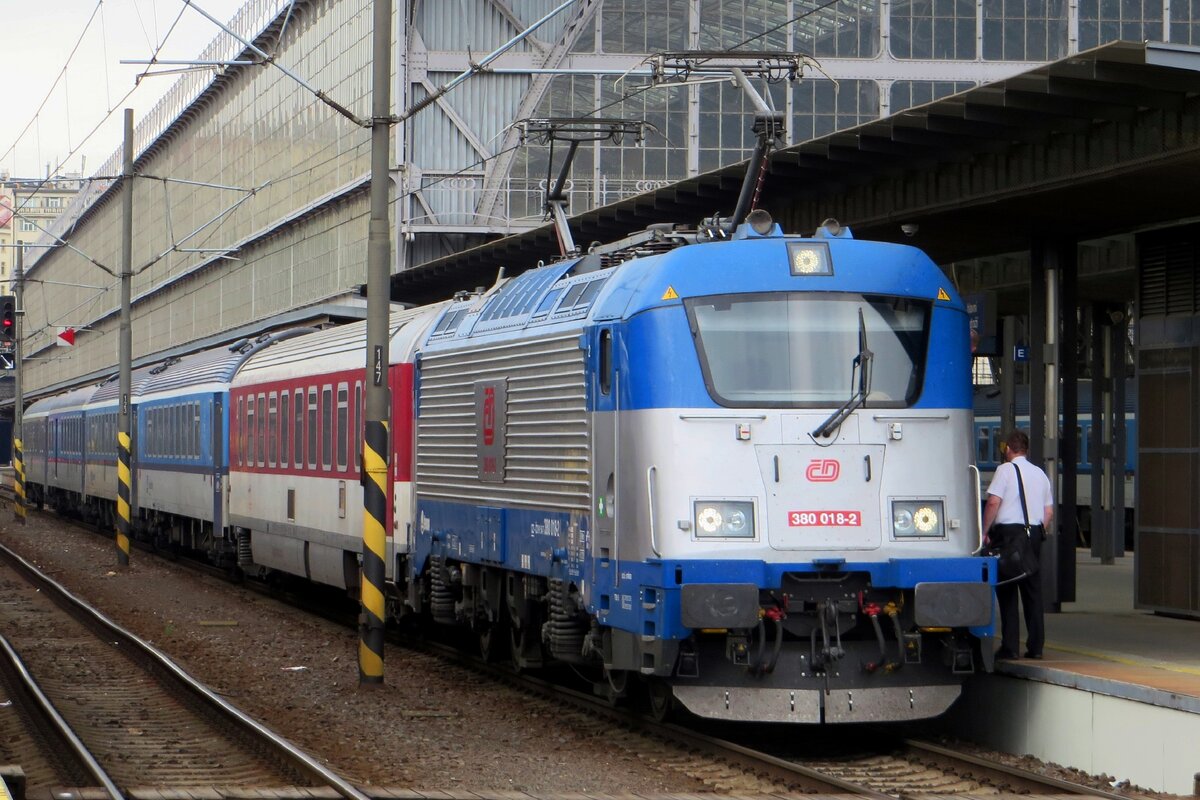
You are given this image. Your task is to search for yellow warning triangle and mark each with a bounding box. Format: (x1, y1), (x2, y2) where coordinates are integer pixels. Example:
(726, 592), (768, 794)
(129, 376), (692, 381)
(936, 287), (951, 301)
(661, 286), (679, 300)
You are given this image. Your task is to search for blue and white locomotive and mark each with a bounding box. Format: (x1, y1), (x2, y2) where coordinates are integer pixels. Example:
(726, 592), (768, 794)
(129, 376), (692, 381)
(22, 213), (997, 725)
(408, 214), (994, 723)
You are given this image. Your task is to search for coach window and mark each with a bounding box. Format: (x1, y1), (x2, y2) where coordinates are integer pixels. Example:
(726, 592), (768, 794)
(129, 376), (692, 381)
(337, 384), (348, 470)
(235, 397), (243, 466)
(307, 387), (318, 469)
(257, 394), (266, 467)
(268, 393), (278, 467)
(990, 427), (1001, 462)
(354, 382), (362, 471)
(321, 386), (333, 470)
(280, 392), (291, 467)
(248, 400), (256, 465)
(294, 390), (304, 469)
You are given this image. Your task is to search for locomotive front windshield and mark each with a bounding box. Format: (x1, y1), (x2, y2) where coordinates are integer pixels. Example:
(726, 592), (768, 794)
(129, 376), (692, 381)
(686, 292), (931, 408)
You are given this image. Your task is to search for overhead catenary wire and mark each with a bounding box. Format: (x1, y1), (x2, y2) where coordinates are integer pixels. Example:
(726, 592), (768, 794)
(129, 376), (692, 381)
(19, 0), (858, 364)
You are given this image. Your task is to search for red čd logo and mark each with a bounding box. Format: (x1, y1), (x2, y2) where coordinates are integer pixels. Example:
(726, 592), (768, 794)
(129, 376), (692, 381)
(482, 386), (495, 445)
(805, 459), (840, 482)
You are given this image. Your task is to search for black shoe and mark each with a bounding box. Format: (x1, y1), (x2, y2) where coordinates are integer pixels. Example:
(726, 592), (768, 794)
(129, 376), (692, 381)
(1024, 651), (1043, 659)
(995, 649), (1017, 659)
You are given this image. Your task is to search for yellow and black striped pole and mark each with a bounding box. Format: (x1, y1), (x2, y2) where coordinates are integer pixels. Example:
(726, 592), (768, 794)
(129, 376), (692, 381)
(360, 419), (388, 683)
(12, 438), (24, 525)
(116, 431), (132, 566)
(359, 0), (392, 686)
(12, 248), (25, 526)
(116, 108), (134, 568)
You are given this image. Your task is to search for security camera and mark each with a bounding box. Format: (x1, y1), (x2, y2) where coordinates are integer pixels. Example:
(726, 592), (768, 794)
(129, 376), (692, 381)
(900, 223), (919, 237)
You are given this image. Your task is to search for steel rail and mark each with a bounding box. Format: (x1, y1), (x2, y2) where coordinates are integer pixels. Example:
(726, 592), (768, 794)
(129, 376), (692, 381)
(0, 541), (373, 800)
(0, 633), (125, 799)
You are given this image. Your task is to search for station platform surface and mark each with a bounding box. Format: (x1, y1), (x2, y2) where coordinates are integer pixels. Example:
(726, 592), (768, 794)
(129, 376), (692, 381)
(1011, 548), (1200, 709)
(946, 548), (1200, 795)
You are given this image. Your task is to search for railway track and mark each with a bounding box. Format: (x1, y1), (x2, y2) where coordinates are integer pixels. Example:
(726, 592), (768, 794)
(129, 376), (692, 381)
(410, 635), (1132, 799)
(0, 539), (371, 800)
(0, 495), (1131, 799)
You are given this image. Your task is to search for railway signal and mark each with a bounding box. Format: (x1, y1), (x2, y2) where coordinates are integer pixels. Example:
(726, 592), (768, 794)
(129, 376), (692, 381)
(0, 295), (16, 358)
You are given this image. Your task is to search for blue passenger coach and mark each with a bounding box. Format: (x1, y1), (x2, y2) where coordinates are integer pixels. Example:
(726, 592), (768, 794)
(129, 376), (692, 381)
(410, 217), (996, 724)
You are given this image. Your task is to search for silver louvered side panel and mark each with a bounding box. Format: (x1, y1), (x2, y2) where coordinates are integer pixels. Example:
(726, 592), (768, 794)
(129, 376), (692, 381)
(417, 331), (589, 511)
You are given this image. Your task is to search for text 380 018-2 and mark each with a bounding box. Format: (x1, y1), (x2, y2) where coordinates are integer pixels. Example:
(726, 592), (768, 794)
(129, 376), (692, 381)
(788, 510), (862, 527)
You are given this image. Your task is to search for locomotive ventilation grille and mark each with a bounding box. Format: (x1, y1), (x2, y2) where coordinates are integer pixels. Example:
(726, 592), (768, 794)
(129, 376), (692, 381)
(416, 331), (589, 511)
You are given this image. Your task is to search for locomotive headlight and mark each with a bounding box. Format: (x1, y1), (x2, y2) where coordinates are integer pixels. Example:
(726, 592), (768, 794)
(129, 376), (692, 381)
(697, 506), (724, 533)
(694, 500), (756, 539)
(891, 500), (945, 539)
(913, 506), (939, 533)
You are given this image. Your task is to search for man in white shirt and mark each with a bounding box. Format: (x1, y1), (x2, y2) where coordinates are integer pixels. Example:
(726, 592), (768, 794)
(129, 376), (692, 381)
(982, 429), (1054, 659)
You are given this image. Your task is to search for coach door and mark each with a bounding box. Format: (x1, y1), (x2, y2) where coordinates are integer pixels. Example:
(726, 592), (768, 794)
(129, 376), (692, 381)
(52, 418), (59, 479)
(212, 396), (224, 535)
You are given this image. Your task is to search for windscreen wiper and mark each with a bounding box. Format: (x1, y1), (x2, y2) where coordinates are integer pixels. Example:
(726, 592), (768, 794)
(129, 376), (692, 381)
(812, 308), (873, 439)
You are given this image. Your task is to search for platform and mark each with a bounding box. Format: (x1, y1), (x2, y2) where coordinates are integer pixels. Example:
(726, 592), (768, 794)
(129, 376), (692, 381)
(945, 549), (1200, 795)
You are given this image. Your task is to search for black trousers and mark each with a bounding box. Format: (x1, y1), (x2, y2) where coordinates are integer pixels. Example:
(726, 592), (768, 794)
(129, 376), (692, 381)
(993, 523), (1045, 656)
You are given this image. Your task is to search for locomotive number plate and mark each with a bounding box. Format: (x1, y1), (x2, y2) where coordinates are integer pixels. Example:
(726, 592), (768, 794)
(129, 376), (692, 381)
(788, 510), (862, 527)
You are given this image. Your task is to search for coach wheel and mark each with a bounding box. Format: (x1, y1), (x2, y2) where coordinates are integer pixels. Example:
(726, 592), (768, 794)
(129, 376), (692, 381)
(645, 677), (675, 722)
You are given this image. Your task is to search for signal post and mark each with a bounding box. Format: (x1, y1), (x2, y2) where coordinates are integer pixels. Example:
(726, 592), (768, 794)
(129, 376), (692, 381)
(4, 250), (22, 525)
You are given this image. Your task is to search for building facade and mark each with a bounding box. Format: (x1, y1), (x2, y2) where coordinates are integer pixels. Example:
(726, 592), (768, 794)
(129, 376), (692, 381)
(21, 0), (1200, 395)
(0, 173), (80, 293)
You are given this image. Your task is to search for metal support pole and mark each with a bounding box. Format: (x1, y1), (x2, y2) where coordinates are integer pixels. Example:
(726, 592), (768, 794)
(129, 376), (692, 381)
(12, 247), (25, 525)
(1059, 243), (1078, 603)
(1000, 315), (1016, 437)
(1089, 303), (1106, 558)
(1043, 255), (1060, 612)
(1111, 314), (1127, 556)
(1100, 321), (1115, 564)
(117, 109), (134, 568)
(360, 0), (393, 687)
(1029, 243), (1047, 468)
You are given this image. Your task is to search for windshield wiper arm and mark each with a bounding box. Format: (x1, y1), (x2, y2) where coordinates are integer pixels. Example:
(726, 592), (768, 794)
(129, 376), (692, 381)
(812, 308), (874, 439)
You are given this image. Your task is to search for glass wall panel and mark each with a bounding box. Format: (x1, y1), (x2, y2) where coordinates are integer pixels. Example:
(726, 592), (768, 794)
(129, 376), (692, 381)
(798, 0), (881, 57)
(596, 79), (689, 203)
(891, 80), (975, 111)
(697, 0), (791, 50)
(600, 0), (689, 53)
(982, 0), (1068, 60)
(1171, 0), (1200, 42)
(892, 0), (977, 58)
(792, 80), (880, 142)
(1079, 0), (1162, 48)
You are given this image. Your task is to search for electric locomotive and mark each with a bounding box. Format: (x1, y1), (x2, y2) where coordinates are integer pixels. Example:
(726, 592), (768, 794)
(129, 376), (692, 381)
(409, 212), (996, 724)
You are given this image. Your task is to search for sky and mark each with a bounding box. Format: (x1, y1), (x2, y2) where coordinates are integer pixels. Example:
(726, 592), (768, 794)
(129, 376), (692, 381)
(2, 0), (249, 180)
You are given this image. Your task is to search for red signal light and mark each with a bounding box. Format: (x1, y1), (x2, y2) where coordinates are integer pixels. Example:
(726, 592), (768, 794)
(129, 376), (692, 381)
(0, 296), (14, 342)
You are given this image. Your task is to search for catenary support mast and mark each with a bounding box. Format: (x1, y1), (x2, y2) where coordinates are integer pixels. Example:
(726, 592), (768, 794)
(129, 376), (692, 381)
(117, 108), (134, 568)
(360, 0), (392, 686)
(12, 246), (25, 526)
